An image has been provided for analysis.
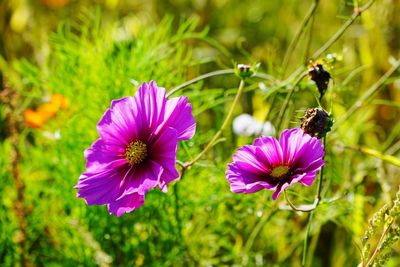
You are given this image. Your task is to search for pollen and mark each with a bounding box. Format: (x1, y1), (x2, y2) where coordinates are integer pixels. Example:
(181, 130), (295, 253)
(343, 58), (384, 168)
(270, 165), (290, 179)
(125, 140), (148, 166)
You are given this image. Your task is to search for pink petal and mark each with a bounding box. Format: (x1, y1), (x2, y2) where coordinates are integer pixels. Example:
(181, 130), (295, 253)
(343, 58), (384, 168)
(84, 139), (127, 174)
(97, 97), (140, 146)
(253, 136), (283, 167)
(232, 145), (269, 175)
(107, 193), (145, 217)
(133, 81), (167, 136)
(117, 160), (163, 198)
(150, 127), (179, 190)
(75, 167), (127, 205)
(162, 96), (196, 141)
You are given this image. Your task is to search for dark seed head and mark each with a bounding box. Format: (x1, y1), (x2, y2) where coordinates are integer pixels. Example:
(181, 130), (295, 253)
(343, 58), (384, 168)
(301, 108), (333, 139)
(308, 63), (331, 101)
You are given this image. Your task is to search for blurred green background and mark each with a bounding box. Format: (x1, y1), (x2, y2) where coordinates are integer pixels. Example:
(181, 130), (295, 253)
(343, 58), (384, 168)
(1, 0), (400, 266)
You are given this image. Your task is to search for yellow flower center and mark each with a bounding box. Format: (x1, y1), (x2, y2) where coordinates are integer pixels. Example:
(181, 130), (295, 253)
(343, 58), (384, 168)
(270, 165), (290, 178)
(125, 140), (148, 166)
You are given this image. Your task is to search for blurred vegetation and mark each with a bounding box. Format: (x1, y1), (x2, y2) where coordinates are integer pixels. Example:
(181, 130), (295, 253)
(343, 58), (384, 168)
(1, 0), (400, 266)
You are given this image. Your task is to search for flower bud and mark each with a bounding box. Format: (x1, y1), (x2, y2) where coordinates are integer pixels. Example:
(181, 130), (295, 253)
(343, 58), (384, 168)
(236, 64), (254, 79)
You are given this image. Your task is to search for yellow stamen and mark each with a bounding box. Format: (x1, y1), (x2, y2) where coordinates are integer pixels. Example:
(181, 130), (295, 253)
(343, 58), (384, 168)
(125, 140), (147, 165)
(270, 165), (289, 178)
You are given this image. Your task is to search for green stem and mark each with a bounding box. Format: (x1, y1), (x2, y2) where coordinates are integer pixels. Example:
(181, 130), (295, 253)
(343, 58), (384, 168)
(311, 0), (375, 60)
(303, 6), (316, 63)
(187, 79), (246, 167)
(302, 211), (315, 266)
(316, 137), (326, 201)
(276, 72), (307, 130)
(332, 58), (400, 131)
(281, 0), (320, 77)
(365, 220), (394, 267)
(244, 209), (278, 254)
(167, 69), (235, 97)
(282, 0), (375, 86)
(173, 182), (182, 241)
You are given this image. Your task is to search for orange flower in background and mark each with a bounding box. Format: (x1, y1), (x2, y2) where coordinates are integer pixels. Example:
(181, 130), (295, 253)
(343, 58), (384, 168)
(50, 94), (69, 110)
(40, 0), (70, 8)
(24, 109), (45, 128)
(24, 94), (69, 128)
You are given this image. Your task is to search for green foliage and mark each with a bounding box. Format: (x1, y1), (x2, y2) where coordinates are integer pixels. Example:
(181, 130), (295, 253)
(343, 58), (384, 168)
(1, 1), (400, 267)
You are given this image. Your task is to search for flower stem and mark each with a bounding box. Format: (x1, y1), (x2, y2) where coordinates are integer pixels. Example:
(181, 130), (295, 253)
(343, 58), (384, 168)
(281, 0), (320, 77)
(316, 137), (326, 202)
(187, 79), (246, 167)
(167, 69), (235, 97)
(302, 211), (314, 266)
(332, 58), (400, 131)
(311, 0), (375, 60)
(365, 220), (394, 267)
(276, 72), (308, 130)
(282, 0), (375, 87)
(167, 69), (274, 98)
(173, 182), (183, 241)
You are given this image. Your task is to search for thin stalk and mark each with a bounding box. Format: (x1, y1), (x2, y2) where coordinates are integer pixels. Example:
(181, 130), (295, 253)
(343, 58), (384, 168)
(1, 78), (30, 266)
(316, 137), (326, 201)
(187, 79), (246, 167)
(173, 182), (183, 241)
(167, 69), (235, 97)
(284, 190), (316, 212)
(342, 144), (400, 167)
(243, 209), (278, 254)
(276, 72), (308, 130)
(311, 0), (375, 60)
(333, 58), (400, 131)
(303, 8), (316, 63)
(302, 211), (315, 266)
(283, 0), (375, 85)
(167, 69), (274, 98)
(284, 136), (326, 212)
(281, 0), (320, 76)
(365, 220), (394, 267)
(302, 137), (326, 266)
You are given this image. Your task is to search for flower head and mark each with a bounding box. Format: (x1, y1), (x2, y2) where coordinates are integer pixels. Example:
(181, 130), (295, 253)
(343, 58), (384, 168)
(75, 81), (196, 216)
(226, 128), (324, 199)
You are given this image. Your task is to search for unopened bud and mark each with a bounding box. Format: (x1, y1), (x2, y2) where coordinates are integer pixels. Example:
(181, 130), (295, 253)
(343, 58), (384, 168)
(236, 64), (254, 79)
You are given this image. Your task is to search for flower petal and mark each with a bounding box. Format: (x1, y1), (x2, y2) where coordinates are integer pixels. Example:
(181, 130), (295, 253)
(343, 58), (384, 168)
(97, 97), (140, 146)
(133, 81), (167, 136)
(226, 163), (276, 194)
(232, 145), (269, 175)
(279, 128), (324, 167)
(162, 96), (196, 141)
(75, 167), (127, 206)
(271, 173), (306, 200)
(107, 193), (145, 217)
(253, 136), (283, 167)
(84, 139), (126, 174)
(150, 127), (179, 190)
(118, 160), (163, 198)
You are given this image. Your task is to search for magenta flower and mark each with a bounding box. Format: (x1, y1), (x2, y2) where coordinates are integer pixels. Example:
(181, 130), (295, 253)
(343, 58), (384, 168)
(226, 128), (324, 199)
(75, 81), (196, 216)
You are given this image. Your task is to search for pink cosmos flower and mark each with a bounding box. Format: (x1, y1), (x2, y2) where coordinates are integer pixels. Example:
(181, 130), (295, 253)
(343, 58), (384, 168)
(75, 81), (196, 216)
(226, 128), (324, 199)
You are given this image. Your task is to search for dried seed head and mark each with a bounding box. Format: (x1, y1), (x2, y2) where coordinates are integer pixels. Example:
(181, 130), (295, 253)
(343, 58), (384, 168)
(301, 108), (333, 139)
(308, 63), (331, 101)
